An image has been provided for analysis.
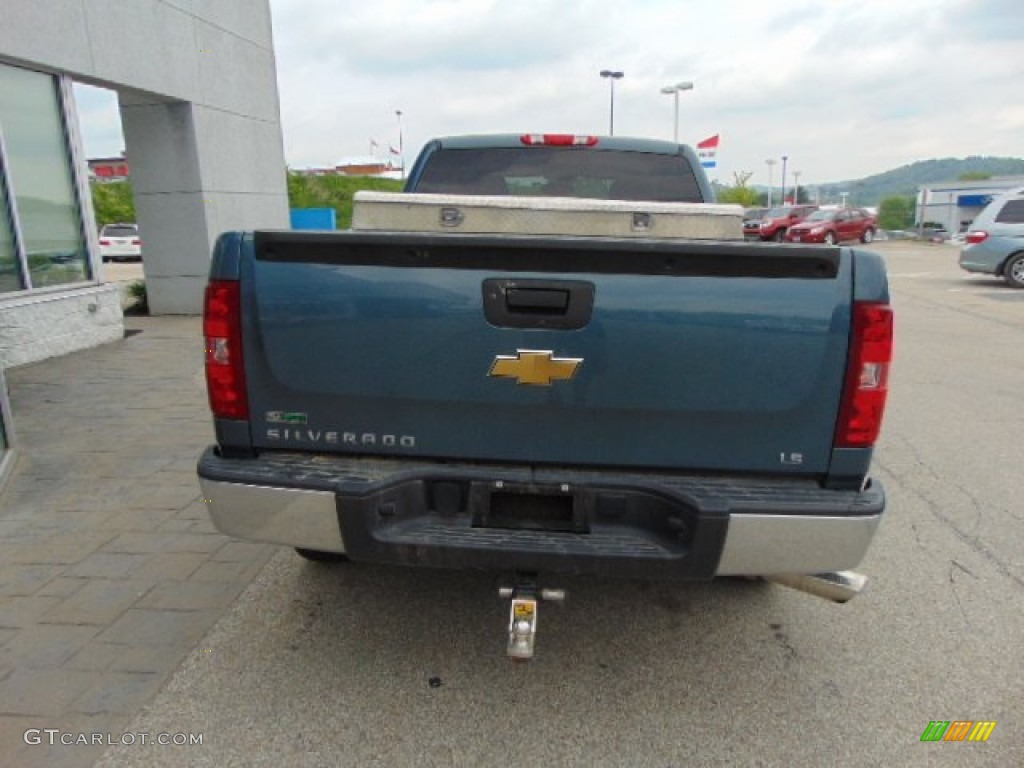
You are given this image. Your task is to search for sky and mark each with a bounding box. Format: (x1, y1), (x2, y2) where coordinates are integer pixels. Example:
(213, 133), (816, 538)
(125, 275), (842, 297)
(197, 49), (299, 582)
(73, 0), (1024, 187)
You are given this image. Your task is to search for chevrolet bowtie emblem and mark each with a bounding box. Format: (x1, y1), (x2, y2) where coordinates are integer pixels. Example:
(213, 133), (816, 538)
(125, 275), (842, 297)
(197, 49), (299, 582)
(488, 350), (583, 386)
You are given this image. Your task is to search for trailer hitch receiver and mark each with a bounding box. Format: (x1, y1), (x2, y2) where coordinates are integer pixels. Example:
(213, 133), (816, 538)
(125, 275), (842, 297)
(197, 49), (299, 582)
(498, 574), (565, 660)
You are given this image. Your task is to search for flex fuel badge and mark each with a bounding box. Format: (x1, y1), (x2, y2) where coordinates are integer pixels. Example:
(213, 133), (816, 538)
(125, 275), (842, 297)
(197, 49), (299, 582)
(265, 411), (308, 424)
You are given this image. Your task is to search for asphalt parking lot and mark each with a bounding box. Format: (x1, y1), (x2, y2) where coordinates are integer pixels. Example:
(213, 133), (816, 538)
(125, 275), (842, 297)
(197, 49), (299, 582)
(3, 240), (1022, 767)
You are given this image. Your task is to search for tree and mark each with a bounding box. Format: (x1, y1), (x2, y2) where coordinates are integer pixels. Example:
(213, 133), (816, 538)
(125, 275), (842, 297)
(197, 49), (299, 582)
(286, 171), (403, 228)
(792, 185), (814, 204)
(716, 171), (761, 207)
(717, 185), (761, 207)
(959, 172), (992, 181)
(732, 171), (753, 187)
(91, 181), (136, 227)
(89, 173), (407, 232)
(877, 195), (915, 230)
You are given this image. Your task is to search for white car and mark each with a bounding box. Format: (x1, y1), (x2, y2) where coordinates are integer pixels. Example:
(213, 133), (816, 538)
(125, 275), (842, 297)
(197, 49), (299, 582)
(98, 223), (142, 262)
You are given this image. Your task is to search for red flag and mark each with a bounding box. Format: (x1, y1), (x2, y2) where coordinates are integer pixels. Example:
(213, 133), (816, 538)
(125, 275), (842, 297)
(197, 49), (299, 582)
(697, 134), (719, 168)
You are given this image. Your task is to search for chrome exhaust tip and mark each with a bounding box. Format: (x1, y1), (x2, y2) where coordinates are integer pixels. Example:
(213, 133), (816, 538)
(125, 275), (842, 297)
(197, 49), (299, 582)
(764, 571), (868, 603)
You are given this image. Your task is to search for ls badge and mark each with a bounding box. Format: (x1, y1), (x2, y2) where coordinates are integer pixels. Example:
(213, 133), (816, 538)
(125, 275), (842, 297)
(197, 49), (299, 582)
(489, 350), (582, 386)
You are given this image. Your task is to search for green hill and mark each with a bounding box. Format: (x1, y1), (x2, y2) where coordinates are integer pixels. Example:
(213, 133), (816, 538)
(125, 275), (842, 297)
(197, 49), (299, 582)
(816, 156), (1024, 206)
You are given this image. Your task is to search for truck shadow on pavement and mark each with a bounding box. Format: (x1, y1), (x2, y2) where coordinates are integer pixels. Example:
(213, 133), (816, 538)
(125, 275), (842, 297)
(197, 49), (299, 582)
(268, 557), (806, 686)
(95, 551), (864, 766)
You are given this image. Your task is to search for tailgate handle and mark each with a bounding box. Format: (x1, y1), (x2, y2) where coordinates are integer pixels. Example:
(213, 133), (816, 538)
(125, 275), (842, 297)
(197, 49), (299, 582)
(483, 278), (594, 330)
(506, 288), (570, 313)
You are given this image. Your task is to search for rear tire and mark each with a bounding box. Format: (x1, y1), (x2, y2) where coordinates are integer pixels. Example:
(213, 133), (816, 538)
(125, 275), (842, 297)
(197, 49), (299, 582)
(294, 548), (349, 563)
(773, 229), (786, 242)
(824, 231), (837, 246)
(1003, 253), (1024, 289)
(861, 228), (875, 243)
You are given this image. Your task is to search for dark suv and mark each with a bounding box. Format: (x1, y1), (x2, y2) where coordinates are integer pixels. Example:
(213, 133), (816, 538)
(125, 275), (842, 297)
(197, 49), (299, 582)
(756, 205), (819, 242)
(742, 207), (768, 240)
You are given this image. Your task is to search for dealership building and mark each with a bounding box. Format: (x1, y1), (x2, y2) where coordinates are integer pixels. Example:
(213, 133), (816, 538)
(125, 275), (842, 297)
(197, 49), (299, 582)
(0, 1), (289, 486)
(917, 176), (1024, 233)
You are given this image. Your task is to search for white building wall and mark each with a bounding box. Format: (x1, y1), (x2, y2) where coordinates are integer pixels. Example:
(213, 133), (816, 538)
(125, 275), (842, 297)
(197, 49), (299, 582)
(0, 284), (123, 368)
(0, 0), (288, 323)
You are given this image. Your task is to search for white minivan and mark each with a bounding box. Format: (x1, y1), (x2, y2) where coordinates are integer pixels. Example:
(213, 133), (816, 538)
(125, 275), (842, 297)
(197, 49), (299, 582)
(959, 188), (1024, 288)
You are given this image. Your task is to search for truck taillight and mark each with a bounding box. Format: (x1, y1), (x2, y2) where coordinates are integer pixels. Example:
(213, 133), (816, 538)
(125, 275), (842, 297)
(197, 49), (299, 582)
(204, 279), (249, 420)
(520, 134), (598, 147)
(835, 302), (893, 448)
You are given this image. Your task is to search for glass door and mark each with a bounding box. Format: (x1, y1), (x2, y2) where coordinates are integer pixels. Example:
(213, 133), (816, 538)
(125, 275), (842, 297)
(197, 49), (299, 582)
(0, 364), (12, 490)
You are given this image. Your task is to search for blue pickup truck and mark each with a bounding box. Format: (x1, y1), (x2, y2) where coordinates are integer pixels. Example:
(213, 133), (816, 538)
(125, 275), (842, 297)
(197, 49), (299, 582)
(198, 134), (892, 657)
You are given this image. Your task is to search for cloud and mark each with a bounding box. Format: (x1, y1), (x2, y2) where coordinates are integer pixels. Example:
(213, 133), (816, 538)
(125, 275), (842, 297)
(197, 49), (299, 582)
(272, 0), (604, 76)
(928, 0), (1024, 42)
(71, 0), (1024, 185)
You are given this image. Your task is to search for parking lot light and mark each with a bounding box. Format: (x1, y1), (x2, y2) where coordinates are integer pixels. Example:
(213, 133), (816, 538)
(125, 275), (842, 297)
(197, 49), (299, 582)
(660, 81), (694, 143)
(599, 70), (624, 136)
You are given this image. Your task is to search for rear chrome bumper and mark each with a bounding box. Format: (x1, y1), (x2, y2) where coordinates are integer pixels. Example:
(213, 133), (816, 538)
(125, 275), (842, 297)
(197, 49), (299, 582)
(715, 512), (880, 574)
(198, 448), (884, 577)
(200, 477), (346, 554)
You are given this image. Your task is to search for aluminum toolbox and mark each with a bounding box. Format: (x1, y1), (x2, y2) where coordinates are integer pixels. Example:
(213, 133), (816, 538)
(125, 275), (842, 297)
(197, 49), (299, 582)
(351, 191), (744, 240)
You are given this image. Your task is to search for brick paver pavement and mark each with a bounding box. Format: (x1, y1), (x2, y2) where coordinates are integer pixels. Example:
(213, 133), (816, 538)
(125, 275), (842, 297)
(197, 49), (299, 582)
(0, 316), (274, 767)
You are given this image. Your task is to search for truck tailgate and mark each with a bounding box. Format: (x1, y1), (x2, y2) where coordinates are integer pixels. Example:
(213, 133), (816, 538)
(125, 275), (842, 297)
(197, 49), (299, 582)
(241, 231), (851, 474)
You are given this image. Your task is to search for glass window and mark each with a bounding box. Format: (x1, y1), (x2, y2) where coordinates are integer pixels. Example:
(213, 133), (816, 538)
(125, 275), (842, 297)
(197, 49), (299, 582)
(414, 147), (705, 202)
(994, 198), (1024, 224)
(0, 393), (7, 455)
(0, 365), (10, 483)
(0, 63), (90, 291)
(100, 224), (138, 238)
(0, 175), (22, 293)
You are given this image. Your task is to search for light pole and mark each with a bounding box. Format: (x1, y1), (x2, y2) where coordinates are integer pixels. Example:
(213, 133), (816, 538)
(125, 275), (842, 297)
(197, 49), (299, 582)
(395, 109), (405, 180)
(792, 170), (801, 204)
(599, 70), (624, 135)
(659, 81), (694, 143)
(780, 155), (788, 205)
(765, 158), (776, 207)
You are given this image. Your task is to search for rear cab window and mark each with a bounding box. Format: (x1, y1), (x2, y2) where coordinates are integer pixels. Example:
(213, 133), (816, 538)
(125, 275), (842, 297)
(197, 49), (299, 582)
(412, 147), (706, 203)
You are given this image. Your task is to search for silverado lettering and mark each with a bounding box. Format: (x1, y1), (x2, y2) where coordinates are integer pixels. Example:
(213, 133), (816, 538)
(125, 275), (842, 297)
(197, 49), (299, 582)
(266, 429), (415, 447)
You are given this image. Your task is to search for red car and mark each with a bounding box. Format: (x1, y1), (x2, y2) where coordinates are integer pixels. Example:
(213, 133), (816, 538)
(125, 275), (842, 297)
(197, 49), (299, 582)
(785, 208), (877, 245)
(755, 205), (819, 241)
